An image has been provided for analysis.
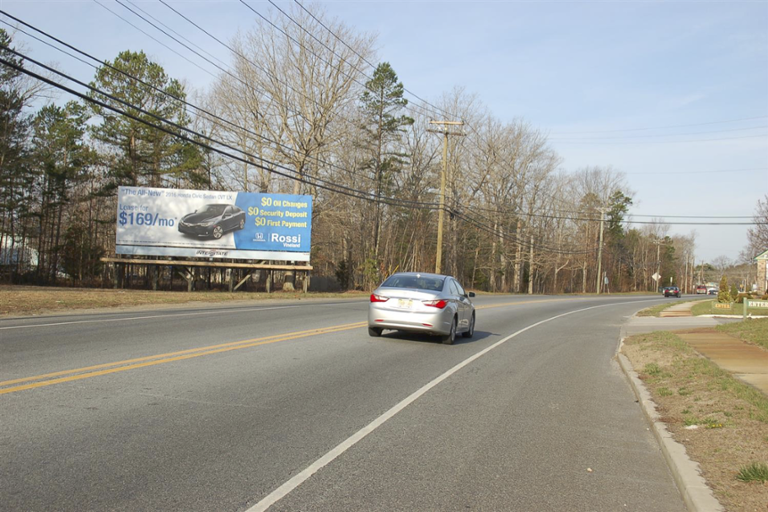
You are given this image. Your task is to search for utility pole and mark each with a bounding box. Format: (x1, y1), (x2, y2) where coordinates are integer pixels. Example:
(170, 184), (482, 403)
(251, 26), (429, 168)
(428, 120), (464, 274)
(652, 238), (666, 293)
(595, 206), (608, 294)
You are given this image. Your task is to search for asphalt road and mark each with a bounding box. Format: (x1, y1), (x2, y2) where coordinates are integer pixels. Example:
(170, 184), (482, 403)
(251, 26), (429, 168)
(1, 294), (689, 511)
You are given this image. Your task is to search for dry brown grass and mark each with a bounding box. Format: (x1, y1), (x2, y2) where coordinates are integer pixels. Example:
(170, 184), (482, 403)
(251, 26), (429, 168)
(0, 285), (367, 317)
(622, 330), (768, 511)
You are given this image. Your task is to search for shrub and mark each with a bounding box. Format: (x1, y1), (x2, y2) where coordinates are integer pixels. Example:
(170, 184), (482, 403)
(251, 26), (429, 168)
(718, 275), (732, 303)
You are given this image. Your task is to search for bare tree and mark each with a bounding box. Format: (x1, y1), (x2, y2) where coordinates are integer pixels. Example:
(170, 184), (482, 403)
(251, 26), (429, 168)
(746, 194), (768, 256)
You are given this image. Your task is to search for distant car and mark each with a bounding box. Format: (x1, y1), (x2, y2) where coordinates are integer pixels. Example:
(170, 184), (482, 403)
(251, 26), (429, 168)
(708, 289), (718, 296)
(695, 285), (708, 294)
(178, 204), (246, 239)
(664, 286), (681, 298)
(368, 272), (475, 345)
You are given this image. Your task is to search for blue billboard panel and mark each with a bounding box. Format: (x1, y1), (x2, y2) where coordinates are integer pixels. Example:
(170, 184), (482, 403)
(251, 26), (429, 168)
(116, 186), (312, 261)
(233, 193), (311, 252)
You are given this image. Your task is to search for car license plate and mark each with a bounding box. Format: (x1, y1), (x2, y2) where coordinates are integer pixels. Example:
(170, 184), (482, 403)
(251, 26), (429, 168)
(397, 299), (413, 309)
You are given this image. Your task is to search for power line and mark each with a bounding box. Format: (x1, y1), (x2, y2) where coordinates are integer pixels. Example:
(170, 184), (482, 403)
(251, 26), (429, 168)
(107, 0), (353, 139)
(548, 115), (768, 135)
(551, 133), (768, 145)
(291, 0), (453, 121)
(461, 202), (764, 225)
(8, 15), (766, 250)
(549, 124), (768, 141)
(0, 10), (383, 188)
(2, 48), (439, 211)
(623, 167), (767, 176)
(91, 0), (218, 81)
(126, 0), (221, 66)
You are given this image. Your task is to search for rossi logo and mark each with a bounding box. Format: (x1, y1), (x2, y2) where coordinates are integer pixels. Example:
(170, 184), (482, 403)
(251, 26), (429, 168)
(270, 233), (301, 247)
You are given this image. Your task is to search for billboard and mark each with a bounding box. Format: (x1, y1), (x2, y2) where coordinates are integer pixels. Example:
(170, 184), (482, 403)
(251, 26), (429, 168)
(116, 186), (312, 261)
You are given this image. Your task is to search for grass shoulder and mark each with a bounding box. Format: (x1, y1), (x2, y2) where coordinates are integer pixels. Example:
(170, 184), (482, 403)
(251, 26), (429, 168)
(691, 299), (746, 317)
(622, 330), (768, 509)
(0, 285), (369, 317)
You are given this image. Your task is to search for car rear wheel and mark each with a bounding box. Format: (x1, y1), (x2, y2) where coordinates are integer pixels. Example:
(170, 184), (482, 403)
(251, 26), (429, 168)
(212, 225), (223, 239)
(462, 313), (475, 339)
(441, 317), (457, 345)
(368, 327), (382, 337)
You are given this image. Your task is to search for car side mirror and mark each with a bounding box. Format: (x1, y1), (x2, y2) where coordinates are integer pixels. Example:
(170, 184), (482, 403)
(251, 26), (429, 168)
(468, 292), (475, 298)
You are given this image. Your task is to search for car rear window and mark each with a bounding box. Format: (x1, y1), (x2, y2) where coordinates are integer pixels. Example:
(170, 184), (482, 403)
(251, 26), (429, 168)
(381, 275), (445, 291)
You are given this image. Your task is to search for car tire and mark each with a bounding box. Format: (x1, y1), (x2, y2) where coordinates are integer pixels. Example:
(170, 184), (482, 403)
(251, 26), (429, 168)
(441, 317), (457, 345)
(462, 313), (475, 339)
(212, 225), (223, 239)
(368, 327), (382, 337)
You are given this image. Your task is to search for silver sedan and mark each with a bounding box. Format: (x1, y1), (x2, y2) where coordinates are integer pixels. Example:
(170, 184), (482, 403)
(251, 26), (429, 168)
(367, 272), (476, 345)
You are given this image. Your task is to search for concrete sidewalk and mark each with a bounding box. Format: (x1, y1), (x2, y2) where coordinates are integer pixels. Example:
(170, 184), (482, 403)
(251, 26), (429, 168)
(622, 300), (768, 395)
(618, 301), (768, 512)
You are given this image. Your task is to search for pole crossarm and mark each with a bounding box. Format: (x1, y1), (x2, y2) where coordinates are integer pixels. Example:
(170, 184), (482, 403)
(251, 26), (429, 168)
(426, 129), (465, 136)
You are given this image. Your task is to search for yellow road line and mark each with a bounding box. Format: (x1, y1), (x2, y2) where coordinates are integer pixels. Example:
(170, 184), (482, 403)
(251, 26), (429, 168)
(0, 322), (366, 395)
(1, 298), (577, 396)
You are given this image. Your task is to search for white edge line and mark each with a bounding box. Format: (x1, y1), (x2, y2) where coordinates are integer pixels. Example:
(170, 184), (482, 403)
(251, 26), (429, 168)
(247, 299), (647, 512)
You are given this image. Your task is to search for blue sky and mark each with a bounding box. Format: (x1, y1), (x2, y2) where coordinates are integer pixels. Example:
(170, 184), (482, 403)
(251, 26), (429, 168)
(2, 0), (767, 264)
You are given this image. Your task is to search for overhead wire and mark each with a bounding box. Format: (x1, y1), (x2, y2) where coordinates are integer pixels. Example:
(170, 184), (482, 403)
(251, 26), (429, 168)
(7, 47), (766, 269)
(549, 124), (768, 141)
(290, 0), (451, 120)
(548, 115), (768, 135)
(91, 0), (218, 81)
(6, 8), (765, 254)
(293, 0), (447, 120)
(125, 0), (222, 66)
(277, 2), (766, 228)
(0, 10), (382, 188)
(551, 133), (767, 145)
(110, 0), (377, 157)
(1, 48), (439, 211)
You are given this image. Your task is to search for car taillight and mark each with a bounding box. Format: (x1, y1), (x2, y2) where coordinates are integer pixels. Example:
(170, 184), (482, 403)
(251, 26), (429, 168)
(423, 299), (447, 309)
(370, 294), (389, 303)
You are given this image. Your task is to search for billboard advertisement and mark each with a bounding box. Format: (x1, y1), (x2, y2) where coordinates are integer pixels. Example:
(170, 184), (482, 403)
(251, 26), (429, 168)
(116, 186), (312, 261)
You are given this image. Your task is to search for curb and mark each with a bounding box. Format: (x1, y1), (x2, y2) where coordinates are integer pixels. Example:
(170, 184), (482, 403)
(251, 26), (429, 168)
(617, 341), (724, 512)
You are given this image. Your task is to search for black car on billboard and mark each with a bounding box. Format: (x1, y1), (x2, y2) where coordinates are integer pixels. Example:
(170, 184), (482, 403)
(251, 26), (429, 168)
(178, 204), (246, 239)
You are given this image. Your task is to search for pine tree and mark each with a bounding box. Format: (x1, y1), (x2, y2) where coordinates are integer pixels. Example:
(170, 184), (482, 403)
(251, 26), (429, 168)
(87, 50), (198, 191)
(359, 62), (414, 260)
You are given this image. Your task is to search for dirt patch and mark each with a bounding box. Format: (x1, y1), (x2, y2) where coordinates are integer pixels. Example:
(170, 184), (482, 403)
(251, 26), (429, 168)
(622, 331), (768, 511)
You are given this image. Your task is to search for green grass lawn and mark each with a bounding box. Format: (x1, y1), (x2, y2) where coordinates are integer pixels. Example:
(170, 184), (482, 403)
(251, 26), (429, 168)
(691, 299), (745, 317)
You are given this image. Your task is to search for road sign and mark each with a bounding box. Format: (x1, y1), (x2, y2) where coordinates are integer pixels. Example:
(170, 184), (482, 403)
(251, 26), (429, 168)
(652, 272), (660, 282)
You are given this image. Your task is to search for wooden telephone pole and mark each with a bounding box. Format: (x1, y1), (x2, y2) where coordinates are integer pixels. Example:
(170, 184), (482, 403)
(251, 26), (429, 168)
(595, 206), (609, 294)
(428, 120), (464, 274)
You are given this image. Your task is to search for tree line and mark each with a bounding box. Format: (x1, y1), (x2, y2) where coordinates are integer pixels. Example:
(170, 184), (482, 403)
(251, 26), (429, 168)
(0, 7), (750, 293)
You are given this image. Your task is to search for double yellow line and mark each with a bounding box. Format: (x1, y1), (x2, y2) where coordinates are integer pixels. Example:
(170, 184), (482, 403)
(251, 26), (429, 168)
(1, 297), (574, 396)
(0, 321), (366, 396)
